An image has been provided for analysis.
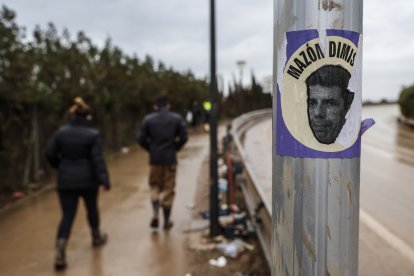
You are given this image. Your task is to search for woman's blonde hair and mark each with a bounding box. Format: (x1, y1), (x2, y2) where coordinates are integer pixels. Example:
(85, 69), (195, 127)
(69, 97), (91, 118)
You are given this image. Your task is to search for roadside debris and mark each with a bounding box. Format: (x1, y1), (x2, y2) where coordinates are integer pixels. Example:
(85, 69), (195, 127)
(208, 256), (227, 267)
(192, 131), (256, 264)
(120, 147), (130, 154)
(12, 191), (24, 200)
(184, 123), (270, 275)
(186, 203), (195, 210)
(216, 239), (244, 258)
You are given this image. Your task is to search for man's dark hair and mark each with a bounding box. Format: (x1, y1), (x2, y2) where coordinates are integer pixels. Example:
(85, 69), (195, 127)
(305, 65), (354, 109)
(154, 95), (169, 108)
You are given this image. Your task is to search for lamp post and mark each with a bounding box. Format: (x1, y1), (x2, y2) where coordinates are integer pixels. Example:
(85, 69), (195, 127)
(209, 0), (220, 237)
(236, 60), (246, 114)
(236, 60), (246, 88)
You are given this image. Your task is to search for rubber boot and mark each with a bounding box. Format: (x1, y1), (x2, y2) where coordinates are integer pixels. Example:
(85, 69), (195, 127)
(150, 200), (160, 228)
(91, 228), (107, 247)
(54, 238), (67, 271)
(162, 206), (173, 230)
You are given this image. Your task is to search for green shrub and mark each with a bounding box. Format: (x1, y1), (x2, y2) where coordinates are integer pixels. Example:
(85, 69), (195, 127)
(399, 85), (414, 119)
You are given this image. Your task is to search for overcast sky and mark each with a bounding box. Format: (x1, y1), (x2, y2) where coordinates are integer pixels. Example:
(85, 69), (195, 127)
(2, 0), (413, 101)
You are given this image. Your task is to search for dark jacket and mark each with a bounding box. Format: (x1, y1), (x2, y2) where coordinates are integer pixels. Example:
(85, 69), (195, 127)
(137, 108), (188, 165)
(45, 117), (111, 190)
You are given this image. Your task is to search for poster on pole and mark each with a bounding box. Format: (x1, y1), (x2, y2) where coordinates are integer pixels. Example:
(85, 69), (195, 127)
(276, 29), (362, 158)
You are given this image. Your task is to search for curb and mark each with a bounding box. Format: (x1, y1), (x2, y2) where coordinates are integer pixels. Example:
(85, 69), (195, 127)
(0, 183), (55, 220)
(0, 147), (130, 220)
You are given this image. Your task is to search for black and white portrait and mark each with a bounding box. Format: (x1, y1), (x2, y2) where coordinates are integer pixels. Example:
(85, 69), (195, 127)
(305, 65), (354, 145)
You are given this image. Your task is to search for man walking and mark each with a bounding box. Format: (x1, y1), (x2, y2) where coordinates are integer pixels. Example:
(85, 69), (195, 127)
(137, 95), (188, 230)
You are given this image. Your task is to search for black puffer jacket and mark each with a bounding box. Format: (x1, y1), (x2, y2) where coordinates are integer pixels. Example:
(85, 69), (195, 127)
(137, 108), (188, 165)
(45, 117), (111, 190)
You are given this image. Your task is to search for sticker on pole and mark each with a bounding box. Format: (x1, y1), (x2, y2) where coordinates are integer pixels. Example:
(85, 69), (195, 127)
(276, 29), (362, 158)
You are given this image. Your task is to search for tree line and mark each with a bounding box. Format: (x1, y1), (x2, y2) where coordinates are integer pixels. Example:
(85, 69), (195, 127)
(0, 6), (270, 193)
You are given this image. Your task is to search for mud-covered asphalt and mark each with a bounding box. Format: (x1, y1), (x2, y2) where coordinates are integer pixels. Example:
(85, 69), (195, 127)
(0, 133), (209, 276)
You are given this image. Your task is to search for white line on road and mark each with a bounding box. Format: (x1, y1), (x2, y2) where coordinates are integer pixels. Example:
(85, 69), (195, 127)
(360, 209), (414, 264)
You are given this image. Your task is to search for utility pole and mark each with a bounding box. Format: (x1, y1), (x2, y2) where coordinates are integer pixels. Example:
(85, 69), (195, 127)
(272, 0), (363, 275)
(209, 0), (220, 237)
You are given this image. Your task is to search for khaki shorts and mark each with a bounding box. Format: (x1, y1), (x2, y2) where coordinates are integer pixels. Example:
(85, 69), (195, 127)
(149, 164), (177, 208)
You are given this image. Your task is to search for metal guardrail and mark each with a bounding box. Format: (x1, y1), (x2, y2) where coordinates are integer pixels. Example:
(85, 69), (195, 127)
(231, 109), (272, 268)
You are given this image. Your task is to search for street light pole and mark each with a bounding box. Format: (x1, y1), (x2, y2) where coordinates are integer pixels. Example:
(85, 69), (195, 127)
(236, 60), (246, 114)
(209, 0), (220, 237)
(236, 60), (246, 88)
(272, 0), (363, 275)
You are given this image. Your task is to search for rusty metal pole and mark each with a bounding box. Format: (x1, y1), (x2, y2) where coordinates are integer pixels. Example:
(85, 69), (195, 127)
(272, 0), (363, 275)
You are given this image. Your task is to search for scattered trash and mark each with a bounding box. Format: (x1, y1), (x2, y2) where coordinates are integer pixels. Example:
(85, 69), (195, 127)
(233, 212), (247, 223)
(186, 231), (225, 251)
(232, 161), (244, 175)
(121, 147), (130, 154)
(245, 219), (255, 235)
(28, 182), (39, 191)
(211, 235), (226, 244)
(199, 205), (252, 239)
(219, 215), (235, 227)
(239, 239), (254, 251)
(12, 191), (24, 200)
(199, 209), (230, 219)
(186, 203), (195, 210)
(218, 178), (228, 192)
(230, 204), (240, 213)
(216, 238), (254, 259)
(218, 158), (224, 166)
(208, 256), (227, 267)
(218, 164), (228, 177)
(216, 239), (247, 258)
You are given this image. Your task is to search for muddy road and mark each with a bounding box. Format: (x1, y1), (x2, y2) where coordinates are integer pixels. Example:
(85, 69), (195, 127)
(0, 133), (208, 276)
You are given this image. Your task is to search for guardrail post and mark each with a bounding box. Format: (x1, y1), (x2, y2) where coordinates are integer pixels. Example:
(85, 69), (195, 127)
(272, 0), (363, 275)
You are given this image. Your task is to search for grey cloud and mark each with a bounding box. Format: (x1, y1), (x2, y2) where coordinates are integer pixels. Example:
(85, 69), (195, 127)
(3, 0), (414, 100)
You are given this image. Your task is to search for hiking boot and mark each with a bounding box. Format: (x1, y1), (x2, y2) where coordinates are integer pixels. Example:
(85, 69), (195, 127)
(92, 228), (108, 247)
(150, 200), (160, 229)
(163, 221), (174, 230)
(150, 217), (159, 228)
(162, 207), (173, 230)
(54, 239), (67, 271)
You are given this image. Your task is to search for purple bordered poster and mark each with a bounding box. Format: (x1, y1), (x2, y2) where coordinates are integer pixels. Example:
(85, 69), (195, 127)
(276, 29), (362, 158)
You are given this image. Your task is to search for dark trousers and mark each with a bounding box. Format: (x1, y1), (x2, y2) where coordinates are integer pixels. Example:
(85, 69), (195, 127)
(57, 188), (99, 239)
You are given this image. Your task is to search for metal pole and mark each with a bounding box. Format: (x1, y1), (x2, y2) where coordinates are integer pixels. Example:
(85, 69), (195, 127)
(272, 0), (363, 275)
(209, 0), (220, 237)
(236, 60), (246, 88)
(236, 60), (246, 114)
(32, 103), (40, 182)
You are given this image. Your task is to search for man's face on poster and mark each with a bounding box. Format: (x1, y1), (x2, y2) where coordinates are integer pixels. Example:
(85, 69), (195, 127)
(307, 85), (348, 144)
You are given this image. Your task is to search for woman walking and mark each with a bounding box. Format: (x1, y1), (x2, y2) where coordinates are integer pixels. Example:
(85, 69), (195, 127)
(45, 97), (111, 271)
